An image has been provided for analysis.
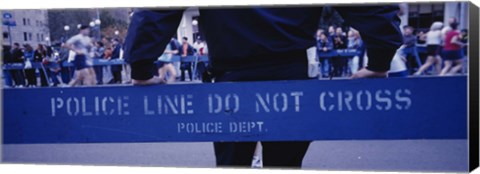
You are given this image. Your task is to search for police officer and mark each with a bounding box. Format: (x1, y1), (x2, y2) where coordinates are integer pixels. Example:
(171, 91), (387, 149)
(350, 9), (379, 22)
(124, 5), (403, 168)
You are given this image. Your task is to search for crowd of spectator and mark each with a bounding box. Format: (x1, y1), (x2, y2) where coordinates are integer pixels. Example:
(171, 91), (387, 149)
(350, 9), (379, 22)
(314, 17), (468, 79)
(2, 36), (130, 88)
(2, 34), (209, 88)
(315, 26), (366, 78)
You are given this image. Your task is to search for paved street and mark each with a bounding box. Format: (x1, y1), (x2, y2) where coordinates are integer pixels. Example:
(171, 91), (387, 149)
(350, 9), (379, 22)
(2, 140), (468, 172)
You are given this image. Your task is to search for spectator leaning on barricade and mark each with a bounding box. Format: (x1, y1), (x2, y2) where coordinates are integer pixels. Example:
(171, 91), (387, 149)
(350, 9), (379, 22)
(402, 25), (422, 74)
(316, 30), (333, 78)
(46, 46), (62, 87)
(459, 29), (468, 74)
(10, 43), (26, 87)
(459, 29), (468, 58)
(331, 27), (348, 77)
(58, 42), (72, 84)
(65, 25), (96, 86)
(179, 37), (195, 81)
(193, 37), (208, 80)
(440, 22), (466, 76)
(93, 41), (105, 85)
(124, 6), (403, 168)
(327, 25), (335, 39)
(2, 45), (14, 87)
(414, 22), (444, 76)
(33, 44), (50, 87)
(347, 29), (365, 74)
(23, 44), (37, 87)
(109, 38), (123, 84)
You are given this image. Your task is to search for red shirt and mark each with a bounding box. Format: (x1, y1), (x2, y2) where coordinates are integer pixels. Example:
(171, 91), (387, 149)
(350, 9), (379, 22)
(444, 30), (461, 51)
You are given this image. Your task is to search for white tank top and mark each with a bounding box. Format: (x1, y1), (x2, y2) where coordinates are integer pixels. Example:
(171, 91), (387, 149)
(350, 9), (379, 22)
(426, 30), (442, 45)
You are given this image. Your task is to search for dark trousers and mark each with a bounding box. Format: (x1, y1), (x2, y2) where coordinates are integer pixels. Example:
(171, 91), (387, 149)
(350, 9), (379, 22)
(10, 70), (25, 86)
(60, 67), (72, 84)
(319, 57), (330, 77)
(331, 56), (347, 77)
(24, 69), (37, 86)
(196, 62), (207, 80)
(3, 70), (13, 87)
(213, 60), (311, 168)
(48, 69), (60, 86)
(403, 47), (422, 74)
(94, 66), (103, 85)
(180, 62), (192, 81)
(111, 70), (122, 84)
(37, 67), (49, 87)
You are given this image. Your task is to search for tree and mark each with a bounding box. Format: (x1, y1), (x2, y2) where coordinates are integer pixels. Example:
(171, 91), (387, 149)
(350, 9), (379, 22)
(47, 9), (130, 44)
(98, 9), (129, 40)
(48, 9), (95, 43)
(318, 6), (346, 31)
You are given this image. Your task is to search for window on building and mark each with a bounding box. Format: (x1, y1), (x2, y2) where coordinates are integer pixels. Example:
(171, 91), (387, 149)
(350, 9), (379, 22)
(23, 18), (26, 25)
(41, 34), (44, 41)
(23, 32), (28, 41)
(28, 33), (32, 41)
(408, 3), (445, 32)
(27, 19), (31, 25)
(3, 32), (8, 39)
(36, 33), (40, 42)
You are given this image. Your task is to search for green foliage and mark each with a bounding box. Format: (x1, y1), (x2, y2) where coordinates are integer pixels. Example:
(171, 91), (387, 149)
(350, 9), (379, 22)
(318, 6), (346, 30)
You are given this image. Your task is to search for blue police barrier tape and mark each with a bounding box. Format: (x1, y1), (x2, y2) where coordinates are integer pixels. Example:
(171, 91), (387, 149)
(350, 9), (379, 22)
(3, 76), (467, 144)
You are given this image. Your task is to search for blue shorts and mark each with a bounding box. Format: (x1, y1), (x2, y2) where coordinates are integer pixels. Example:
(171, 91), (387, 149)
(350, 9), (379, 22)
(73, 55), (90, 70)
(443, 50), (463, 61)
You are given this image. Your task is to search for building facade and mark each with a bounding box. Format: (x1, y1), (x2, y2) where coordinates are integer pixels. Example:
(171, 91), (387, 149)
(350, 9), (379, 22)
(2, 10), (51, 46)
(400, 2), (469, 32)
(176, 8), (200, 45)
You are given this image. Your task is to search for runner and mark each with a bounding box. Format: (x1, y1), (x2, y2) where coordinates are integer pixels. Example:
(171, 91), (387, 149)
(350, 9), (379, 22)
(157, 39), (179, 83)
(414, 22), (444, 75)
(65, 25), (96, 86)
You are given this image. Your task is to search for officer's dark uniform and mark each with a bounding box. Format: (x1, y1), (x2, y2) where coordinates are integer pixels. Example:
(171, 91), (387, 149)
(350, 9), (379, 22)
(124, 6), (403, 168)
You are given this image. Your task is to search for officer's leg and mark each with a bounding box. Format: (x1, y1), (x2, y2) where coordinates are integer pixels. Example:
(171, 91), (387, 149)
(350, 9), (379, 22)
(214, 142), (257, 167)
(261, 141), (310, 168)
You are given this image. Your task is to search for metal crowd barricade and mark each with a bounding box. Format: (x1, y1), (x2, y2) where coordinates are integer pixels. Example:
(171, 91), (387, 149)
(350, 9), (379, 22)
(2, 47), (430, 84)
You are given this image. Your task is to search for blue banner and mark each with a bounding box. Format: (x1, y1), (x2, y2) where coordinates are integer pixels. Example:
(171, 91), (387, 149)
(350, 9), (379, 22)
(3, 76), (467, 144)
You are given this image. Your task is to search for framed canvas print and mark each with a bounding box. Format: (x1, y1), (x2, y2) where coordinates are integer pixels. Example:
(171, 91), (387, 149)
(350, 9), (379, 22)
(1, 0), (479, 173)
